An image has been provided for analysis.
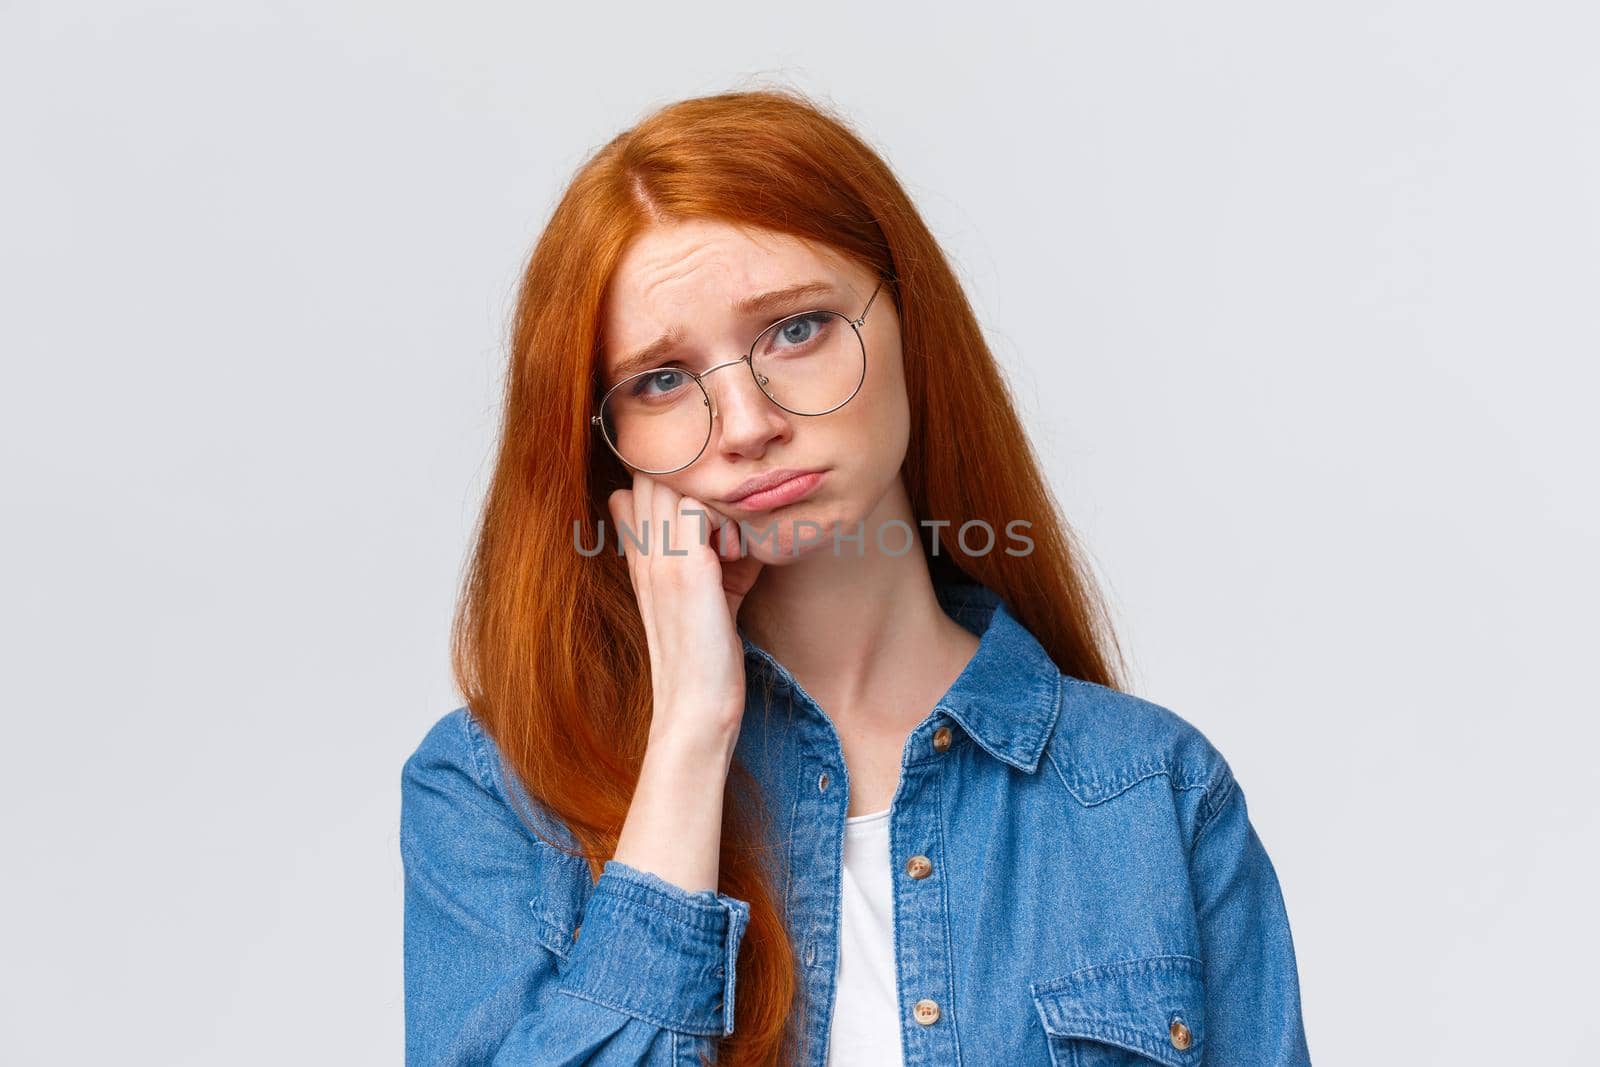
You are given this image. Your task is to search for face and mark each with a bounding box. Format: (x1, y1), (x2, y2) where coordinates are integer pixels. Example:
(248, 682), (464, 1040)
(599, 218), (909, 563)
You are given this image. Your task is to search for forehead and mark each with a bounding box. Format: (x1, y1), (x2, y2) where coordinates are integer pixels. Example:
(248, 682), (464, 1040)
(601, 220), (848, 359)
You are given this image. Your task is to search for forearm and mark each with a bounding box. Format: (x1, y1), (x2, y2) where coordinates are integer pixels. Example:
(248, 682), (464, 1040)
(614, 718), (741, 896)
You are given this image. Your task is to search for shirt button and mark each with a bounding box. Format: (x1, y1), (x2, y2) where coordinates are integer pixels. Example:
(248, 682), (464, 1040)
(905, 855), (933, 879)
(913, 998), (941, 1025)
(1169, 1018), (1193, 1050)
(818, 771), (829, 792)
(932, 726), (952, 753)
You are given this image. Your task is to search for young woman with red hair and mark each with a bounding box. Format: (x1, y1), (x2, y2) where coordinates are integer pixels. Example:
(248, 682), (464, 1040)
(401, 88), (1311, 1066)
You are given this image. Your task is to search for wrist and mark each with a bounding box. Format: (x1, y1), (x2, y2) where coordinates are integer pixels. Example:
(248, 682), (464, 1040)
(645, 717), (741, 770)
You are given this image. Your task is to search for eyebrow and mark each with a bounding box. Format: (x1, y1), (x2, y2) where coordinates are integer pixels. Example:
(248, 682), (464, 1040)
(606, 280), (841, 383)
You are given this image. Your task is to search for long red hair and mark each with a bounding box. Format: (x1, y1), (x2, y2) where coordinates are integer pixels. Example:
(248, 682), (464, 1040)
(450, 86), (1125, 1066)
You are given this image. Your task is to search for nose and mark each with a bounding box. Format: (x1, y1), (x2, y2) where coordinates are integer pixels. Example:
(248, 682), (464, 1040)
(705, 358), (790, 456)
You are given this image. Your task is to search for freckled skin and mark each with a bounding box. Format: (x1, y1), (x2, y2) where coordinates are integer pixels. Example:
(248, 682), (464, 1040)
(601, 219), (910, 564)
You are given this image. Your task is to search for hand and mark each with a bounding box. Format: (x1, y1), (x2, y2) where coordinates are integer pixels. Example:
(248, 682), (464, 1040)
(607, 471), (765, 745)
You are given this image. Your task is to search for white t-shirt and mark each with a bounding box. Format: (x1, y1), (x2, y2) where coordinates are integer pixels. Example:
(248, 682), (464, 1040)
(825, 806), (904, 1065)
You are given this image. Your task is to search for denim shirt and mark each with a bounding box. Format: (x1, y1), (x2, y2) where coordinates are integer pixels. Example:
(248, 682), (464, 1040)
(401, 580), (1312, 1065)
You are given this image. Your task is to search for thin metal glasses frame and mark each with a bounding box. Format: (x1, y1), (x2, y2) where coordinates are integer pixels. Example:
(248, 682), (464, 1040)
(591, 279), (886, 475)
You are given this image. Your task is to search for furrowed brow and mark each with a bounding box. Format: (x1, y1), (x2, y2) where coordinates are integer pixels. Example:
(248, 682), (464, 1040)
(606, 280), (841, 384)
(733, 280), (838, 317)
(609, 328), (686, 382)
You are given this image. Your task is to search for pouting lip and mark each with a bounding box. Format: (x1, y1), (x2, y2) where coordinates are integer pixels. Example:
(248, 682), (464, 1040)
(721, 468), (826, 505)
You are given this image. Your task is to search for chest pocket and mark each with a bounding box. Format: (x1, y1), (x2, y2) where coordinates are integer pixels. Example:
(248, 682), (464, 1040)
(1030, 955), (1205, 1067)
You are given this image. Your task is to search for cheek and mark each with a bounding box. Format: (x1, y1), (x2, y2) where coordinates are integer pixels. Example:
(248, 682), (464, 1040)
(816, 353), (909, 504)
(850, 346), (910, 457)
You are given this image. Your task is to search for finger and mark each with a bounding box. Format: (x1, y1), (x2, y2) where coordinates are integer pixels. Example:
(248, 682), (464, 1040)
(607, 488), (631, 537)
(698, 500), (732, 534)
(678, 495), (717, 551)
(631, 470), (653, 574)
(607, 488), (631, 563)
(721, 547), (765, 617)
(686, 498), (735, 555)
(649, 475), (693, 571)
(708, 506), (737, 558)
(649, 474), (678, 561)
(609, 488), (647, 600)
(624, 475), (663, 649)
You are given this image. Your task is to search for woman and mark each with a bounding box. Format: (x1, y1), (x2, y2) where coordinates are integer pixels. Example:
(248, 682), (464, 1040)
(401, 88), (1311, 1066)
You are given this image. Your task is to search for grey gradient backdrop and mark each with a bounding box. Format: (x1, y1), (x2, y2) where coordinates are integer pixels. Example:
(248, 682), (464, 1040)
(4, 2), (1596, 1063)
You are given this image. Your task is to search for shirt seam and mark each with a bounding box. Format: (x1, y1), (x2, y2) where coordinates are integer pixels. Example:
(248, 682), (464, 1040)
(554, 983), (720, 1038)
(597, 863), (742, 931)
(1191, 765), (1239, 844)
(457, 706), (503, 804)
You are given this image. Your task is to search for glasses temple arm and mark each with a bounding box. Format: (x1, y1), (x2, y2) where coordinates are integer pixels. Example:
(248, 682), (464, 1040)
(853, 280), (886, 328)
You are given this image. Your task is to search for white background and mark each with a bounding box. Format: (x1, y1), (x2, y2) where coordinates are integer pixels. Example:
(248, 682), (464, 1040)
(4, 2), (1596, 1063)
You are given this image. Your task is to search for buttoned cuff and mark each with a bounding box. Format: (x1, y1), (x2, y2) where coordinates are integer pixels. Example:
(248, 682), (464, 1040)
(555, 859), (751, 1037)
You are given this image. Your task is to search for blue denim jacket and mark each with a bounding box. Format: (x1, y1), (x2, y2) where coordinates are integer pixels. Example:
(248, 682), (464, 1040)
(401, 580), (1312, 1064)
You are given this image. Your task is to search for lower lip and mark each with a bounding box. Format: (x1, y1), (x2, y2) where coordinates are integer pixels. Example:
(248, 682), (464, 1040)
(727, 471), (825, 511)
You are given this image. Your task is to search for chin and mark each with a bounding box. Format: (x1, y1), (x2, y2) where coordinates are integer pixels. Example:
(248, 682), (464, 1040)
(739, 502), (863, 563)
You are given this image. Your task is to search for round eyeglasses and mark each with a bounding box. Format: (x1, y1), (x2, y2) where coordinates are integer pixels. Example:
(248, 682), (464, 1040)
(591, 280), (886, 475)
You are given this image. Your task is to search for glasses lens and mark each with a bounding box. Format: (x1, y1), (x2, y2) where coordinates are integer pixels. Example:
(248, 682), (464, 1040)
(598, 368), (712, 474)
(751, 311), (866, 415)
(596, 311), (868, 473)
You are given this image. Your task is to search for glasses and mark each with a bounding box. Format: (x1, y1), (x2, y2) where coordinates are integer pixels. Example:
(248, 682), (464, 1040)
(592, 280), (886, 474)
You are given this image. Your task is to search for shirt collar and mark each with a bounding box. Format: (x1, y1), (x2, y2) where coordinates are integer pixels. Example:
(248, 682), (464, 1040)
(739, 577), (1062, 775)
(928, 579), (1063, 774)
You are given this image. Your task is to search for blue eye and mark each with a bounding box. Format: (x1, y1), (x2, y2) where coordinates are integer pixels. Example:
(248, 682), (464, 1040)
(769, 313), (832, 352)
(631, 368), (690, 399)
(780, 318), (817, 344)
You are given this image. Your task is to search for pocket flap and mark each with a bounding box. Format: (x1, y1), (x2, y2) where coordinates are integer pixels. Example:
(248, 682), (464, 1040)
(1030, 955), (1204, 1065)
